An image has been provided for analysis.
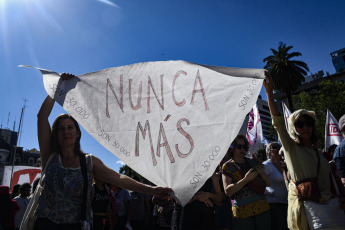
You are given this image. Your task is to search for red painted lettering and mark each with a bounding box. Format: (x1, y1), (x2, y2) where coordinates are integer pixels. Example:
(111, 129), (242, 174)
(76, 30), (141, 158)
(157, 123), (175, 163)
(172, 70), (187, 107)
(175, 118), (194, 158)
(147, 75), (164, 113)
(129, 79), (143, 110)
(191, 70), (209, 110)
(106, 76), (124, 117)
(135, 120), (157, 166)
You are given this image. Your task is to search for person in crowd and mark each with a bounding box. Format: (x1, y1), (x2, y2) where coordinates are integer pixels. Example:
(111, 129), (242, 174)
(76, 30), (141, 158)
(171, 172), (222, 230)
(222, 134), (271, 230)
(152, 196), (175, 230)
(10, 184), (20, 199)
(278, 148), (291, 189)
(128, 176), (150, 230)
(0, 185), (19, 230)
(14, 183), (31, 230)
(263, 142), (289, 230)
(91, 178), (113, 230)
(112, 185), (131, 230)
(334, 114), (345, 187)
(33, 73), (172, 229)
(324, 144), (337, 161)
(263, 72), (345, 230)
(215, 155), (233, 230)
(107, 184), (119, 229)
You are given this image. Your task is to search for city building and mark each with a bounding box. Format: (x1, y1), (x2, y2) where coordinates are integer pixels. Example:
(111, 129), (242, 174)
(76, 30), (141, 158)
(331, 48), (345, 73)
(273, 70), (345, 110)
(0, 128), (41, 185)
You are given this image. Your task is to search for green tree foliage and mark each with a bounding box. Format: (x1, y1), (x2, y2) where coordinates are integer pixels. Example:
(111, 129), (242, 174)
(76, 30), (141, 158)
(292, 80), (345, 148)
(263, 42), (309, 112)
(119, 164), (143, 181)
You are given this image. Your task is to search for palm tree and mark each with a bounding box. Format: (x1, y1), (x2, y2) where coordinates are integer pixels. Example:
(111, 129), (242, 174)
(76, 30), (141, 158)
(263, 42), (309, 112)
(119, 164), (142, 180)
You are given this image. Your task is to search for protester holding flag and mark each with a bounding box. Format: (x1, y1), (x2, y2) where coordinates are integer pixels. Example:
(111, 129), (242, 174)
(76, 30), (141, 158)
(334, 114), (345, 187)
(263, 72), (345, 230)
(32, 73), (172, 229)
(222, 134), (271, 230)
(171, 172), (222, 230)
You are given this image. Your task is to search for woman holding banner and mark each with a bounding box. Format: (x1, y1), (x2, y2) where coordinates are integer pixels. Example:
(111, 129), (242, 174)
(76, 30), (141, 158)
(222, 134), (271, 230)
(32, 73), (172, 230)
(263, 72), (345, 230)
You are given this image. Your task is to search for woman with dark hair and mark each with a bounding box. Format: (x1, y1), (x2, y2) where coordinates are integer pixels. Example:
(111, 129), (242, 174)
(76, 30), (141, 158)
(33, 73), (172, 229)
(263, 142), (288, 230)
(263, 72), (343, 230)
(222, 134), (271, 230)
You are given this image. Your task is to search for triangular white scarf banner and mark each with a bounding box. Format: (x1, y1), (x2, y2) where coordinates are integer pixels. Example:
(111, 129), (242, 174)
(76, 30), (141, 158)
(21, 61), (264, 206)
(325, 109), (343, 150)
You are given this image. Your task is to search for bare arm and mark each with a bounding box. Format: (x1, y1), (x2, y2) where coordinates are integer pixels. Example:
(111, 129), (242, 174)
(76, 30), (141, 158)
(222, 169), (258, 197)
(92, 156), (172, 197)
(37, 96), (55, 165)
(192, 173), (222, 207)
(256, 165), (271, 187)
(263, 72), (280, 116)
(210, 173), (222, 203)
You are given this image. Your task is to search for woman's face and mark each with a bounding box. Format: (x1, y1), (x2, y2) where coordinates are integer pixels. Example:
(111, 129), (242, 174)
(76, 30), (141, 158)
(57, 118), (80, 148)
(233, 139), (246, 160)
(295, 115), (314, 141)
(269, 144), (281, 161)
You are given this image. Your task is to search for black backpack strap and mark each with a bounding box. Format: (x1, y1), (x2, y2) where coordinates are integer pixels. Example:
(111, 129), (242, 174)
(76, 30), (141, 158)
(80, 153), (88, 222)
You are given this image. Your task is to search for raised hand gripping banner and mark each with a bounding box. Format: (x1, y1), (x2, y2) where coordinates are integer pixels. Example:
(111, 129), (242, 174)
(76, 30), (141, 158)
(22, 61), (265, 206)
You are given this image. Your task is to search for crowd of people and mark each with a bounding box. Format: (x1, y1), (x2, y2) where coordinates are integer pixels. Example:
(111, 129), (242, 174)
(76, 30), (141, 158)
(1, 72), (345, 230)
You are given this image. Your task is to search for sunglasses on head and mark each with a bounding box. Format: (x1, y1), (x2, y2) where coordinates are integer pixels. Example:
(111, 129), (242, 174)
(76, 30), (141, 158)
(295, 119), (314, 129)
(236, 144), (246, 150)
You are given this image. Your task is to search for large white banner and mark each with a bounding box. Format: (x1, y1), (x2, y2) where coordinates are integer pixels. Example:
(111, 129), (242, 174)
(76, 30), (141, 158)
(2, 166), (41, 192)
(325, 109), (343, 150)
(22, 61), (264, 205)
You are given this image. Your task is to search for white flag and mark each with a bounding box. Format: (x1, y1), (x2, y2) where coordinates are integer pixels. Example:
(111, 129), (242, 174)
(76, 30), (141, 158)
(21, 61), (265, 206)
(325, 109), (343, 150)
(246, 104), (264, 152)
(282, 102), (291, 132)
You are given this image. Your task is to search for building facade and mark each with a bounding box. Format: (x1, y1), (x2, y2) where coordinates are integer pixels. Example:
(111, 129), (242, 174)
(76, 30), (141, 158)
(331, 48), (345, 73)
(0, 128), (41, 185)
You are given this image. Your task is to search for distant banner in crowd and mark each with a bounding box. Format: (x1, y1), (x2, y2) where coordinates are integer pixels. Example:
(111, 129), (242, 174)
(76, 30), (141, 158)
(282, 102), (291, 132)
(22, 61), (265, 206)
(2, 166), (41, 192)
(325, 109), (343, 150)
(247, 103), (264, 152)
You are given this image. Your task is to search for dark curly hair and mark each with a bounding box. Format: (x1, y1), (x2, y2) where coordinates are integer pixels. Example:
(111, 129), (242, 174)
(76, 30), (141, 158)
(51, 114), (82, 155)
(226, 134), (249, 158)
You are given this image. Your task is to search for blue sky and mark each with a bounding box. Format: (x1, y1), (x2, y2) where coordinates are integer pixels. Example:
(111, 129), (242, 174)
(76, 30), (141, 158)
(1, 0), (344, 172)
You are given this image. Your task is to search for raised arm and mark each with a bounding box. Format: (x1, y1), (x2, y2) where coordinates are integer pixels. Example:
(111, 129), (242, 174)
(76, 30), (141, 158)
(263, 72), (280, 116)
(37, 96), (55, 165)
(92, 156), (172, 198)
(37, 73), (76, 165)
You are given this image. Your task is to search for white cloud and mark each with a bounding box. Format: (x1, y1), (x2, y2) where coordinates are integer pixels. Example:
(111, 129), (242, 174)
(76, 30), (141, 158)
(116, 160), (125, 166)
(97, 0), (120, 8)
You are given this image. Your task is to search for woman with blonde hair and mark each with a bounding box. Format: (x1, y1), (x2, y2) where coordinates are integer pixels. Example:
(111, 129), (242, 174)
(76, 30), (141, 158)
(263, 72), (339, 230)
